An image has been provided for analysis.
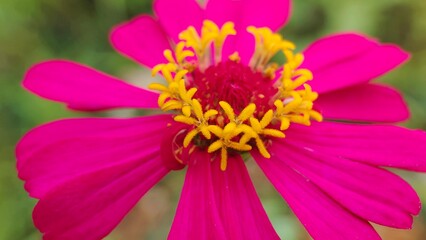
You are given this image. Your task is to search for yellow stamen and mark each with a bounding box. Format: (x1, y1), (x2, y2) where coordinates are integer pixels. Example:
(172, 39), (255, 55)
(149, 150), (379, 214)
(148, 21), (323, 171)
(229, 52), (241, 62)
(207, 122), (252, 170)
(179, 20), (236, 68)
(248, 26), (295, 71)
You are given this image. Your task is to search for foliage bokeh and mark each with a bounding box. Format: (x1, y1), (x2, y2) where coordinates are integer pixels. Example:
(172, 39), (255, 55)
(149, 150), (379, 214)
(1, 0), (425, 239)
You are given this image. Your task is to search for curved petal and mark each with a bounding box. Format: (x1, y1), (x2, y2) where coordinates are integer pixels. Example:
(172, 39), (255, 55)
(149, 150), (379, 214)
(211, 155), (279, 239)
(286, 122), (426, 172)
(33, 152), (169, 240)
(271, 140), (420, 229)
(205, 0), (291, 63)
(205, 0), (291, 30)
(302, 33), (378, 73)
(110, 15), (171, 68)
(252, 151), (381, 240)
(301, 33), (410, 93)
(17, 114), (174, 198)
(23, 60), (159, 111)
(154, 0), (203, 43)
(205, 0), (242, 27)
(315, 83), (410, 123)
(168, 150), (227, 240)
(169, 151), (278, 240)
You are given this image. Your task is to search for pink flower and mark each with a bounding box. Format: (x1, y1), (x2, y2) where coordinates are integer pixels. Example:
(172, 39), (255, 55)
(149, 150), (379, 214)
(17, 0), (426, 239)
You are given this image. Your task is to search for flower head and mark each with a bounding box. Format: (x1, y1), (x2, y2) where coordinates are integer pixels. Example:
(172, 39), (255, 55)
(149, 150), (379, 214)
(17, 0), (426, 239)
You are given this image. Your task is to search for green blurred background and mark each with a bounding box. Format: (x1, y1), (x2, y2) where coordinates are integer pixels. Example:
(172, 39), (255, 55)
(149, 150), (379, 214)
(1, 0), (426, 239)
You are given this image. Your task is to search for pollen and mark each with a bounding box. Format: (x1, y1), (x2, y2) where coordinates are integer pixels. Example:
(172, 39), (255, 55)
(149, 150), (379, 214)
(149, 20), (323, 170)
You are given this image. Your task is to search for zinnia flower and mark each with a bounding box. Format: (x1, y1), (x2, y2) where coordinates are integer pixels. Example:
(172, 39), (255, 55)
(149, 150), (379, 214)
(17, 0), (426, 239)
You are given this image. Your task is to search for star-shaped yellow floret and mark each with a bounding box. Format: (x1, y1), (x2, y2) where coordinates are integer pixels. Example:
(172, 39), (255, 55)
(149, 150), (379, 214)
(207, 123), (252, 171)
(174, 99), (218, 147)
(240, 110), (285, 158)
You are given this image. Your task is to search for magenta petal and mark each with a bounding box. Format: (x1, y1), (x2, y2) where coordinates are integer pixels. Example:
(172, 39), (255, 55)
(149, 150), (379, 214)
(17, 114), (173, 198)
(204, 0), (241, 61)
(168, 150), (227, 240)
(205, 0), (290, 30)
(33, 152), (169, 240)
(154, 0), (203, 43)
(23, 60), (159, 111)
(205, 0), (242, 27)
(110, 15), (170, 68)
(211, 156), (279, 240)
(302, 33), (410, 93)
(271, 141), (420, 229)
(302, 33), (378, 72)
(240, 0), (291, 30)
(286, 122), (426, 172)
(315, 83), (410, 123)
(206, 0), (291, 64)
(253, 151), (381, 240)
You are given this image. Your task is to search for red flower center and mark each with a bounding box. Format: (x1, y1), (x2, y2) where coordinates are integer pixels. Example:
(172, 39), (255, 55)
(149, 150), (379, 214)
(149, 20), (322, 170)
(191, 60), (275, 119)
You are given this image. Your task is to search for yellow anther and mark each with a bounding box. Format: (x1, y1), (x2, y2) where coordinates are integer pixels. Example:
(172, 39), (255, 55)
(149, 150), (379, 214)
(236, 108), (284, 154)
(175, 99), (219, 147)
(183, 129), (199, 147)
(248, 26), (295, 70)
(220, 148), (228, 171)
(219, 101), (236, 122)
(162, 100), (183, 111)
(148, 21), (323, 171)
(147, 83), (169, 92)
(175, 42), (195, 64)
(208, 122), (252, 171)
(238, 104), (256, 122)
(219, 101), (256, 124)
(260, 110), (274, 128)
(174, 115), (196, 125)
(273, 83), (323, 128)
(157, 93), (171, 107)
(148, 72), (191, 110)
(264, 63), (279, 79)
(179, 20), (236, 67)
(210, 21), (236, 49)
(240, 111), (285, 158)
(164, 49), (176, 64)
(179, 26), (203, 54)
(151, 63), (177, 82)
(229, 52), (241, 62)
(310, 110), (324, 122)
(255, 138), (271, 158)
(203, 20), (236, 63)
(175, 70), (189, 82)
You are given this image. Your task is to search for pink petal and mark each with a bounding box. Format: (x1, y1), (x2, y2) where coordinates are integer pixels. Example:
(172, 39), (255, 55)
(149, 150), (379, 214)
(253, 151), (381, 240)
(239, 0), (291, 30)
(204, 0), (241, 61)
(302, 34), (377, 73)
(271, 140), (420, 229)
(33, 152), (169, 240)
(302, 33), (410, 93)
(168, 149), (227, 240)
(23, 60), (159, 111)
(205, 0), (242, 27)
(205, 0), (291, 64)
(154, 0), (203, 43)
(205, 0), (291, 30)
(17, 114), (174, 198)
(315, 83), (410, 123)
(286, 122), (426, 172)
(169, 152), (277, 240)
(211, 155), (279, 239)
(110, 15), (170, 68)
